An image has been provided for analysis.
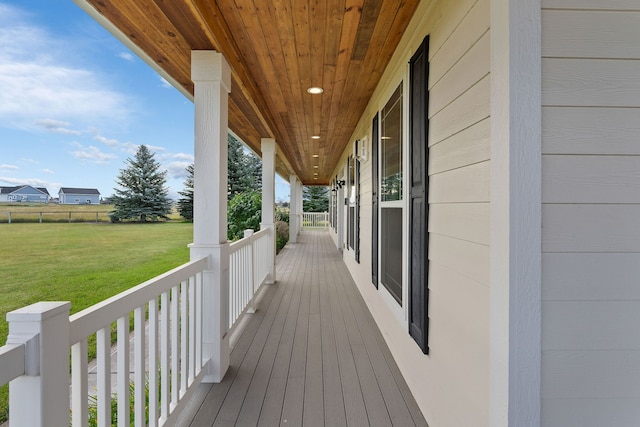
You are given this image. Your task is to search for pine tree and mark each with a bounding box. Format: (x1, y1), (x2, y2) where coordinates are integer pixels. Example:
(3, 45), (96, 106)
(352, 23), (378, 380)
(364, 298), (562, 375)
(111, 145), (172, 222)
(303, 186), (329, 212)
(177, 164), (194, 220)
(228, 134), (262, 200)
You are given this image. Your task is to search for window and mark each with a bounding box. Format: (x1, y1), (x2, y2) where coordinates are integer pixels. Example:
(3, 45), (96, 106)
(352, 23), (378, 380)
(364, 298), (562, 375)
(381, 84), (403, 202)
(379, 83), (404, 304)
(347, 150), (361, 262)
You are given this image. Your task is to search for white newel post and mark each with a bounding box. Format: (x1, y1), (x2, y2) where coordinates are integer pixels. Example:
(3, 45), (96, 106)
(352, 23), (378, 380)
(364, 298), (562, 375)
(289, 175), (298, 243)
(260, 138), (277, 283)
(7, 302), (71, 427)
(189, 50), (231, 383)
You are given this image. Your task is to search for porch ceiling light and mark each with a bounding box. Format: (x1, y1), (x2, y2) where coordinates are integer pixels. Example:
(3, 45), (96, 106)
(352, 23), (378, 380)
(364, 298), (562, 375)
(314, 165), (319, 168)
(307, 87), (324, 94)
(312, 154), (319, 158)
(311, 135), (321, 140)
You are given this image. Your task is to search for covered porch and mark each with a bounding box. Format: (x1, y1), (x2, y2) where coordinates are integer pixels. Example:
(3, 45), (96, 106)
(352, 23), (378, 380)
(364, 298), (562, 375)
(182, 230), (426, 426)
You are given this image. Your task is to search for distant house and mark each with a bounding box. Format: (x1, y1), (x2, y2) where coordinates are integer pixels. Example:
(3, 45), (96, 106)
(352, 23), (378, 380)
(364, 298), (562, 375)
(58, 188), (101, 204)
(0, 185), (50, 203)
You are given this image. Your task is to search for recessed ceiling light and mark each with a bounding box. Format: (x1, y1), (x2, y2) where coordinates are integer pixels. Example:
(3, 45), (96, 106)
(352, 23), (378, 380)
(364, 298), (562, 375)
(311, 135), (320, 140)
(307, 87), (324, 94)
(314, 165), (319, 168)
(314, 177), (318, 180)
(312, 154), (319, 158)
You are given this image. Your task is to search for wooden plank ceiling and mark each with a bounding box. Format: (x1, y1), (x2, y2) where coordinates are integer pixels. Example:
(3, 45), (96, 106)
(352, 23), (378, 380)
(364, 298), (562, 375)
(78, 0), (420, 185)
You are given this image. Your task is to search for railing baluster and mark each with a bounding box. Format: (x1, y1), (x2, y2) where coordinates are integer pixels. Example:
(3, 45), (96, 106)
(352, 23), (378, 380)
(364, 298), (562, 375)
(134, 306), (146, 426)
(171, 285), (179, 409)
(117, 315), (130, 426)
(188, 276), (196, 382)
(96, 327), (111, 427)
(71, 339), (88, 427)
(148, 297), (159, 427)
(196, 272), (203, 370)
(180, 280), (188, 394)
(160, 291), (170, 420)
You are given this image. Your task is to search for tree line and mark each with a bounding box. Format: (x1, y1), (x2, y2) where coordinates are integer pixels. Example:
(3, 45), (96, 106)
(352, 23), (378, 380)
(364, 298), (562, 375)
(111, 135), (327, 243)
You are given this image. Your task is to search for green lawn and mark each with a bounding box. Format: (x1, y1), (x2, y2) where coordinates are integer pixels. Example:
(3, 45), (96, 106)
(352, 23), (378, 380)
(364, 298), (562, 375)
(0, 221), (193, 423)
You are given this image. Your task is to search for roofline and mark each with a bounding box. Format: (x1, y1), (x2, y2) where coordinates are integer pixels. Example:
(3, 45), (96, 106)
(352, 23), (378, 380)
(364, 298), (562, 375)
(72, 0), (193, 102)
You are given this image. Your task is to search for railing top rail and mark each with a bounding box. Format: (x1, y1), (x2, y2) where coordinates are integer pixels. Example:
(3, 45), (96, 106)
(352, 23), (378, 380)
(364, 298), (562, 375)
(228, 227), (270, 251)
(69, 256), (208, 344)
(0, 343), (25, 387)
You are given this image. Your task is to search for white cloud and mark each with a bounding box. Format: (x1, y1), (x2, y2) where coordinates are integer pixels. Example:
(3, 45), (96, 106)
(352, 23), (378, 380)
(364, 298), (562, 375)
(42, 168), (54, 174)
(165, 161), (191, 179)
(71, 144), (117, 164)
(94, 134), (121, 147)
(35, 119), (81, 135)
(118, 52), (134, 62)
(172, 152), (194, 162)
(0, 175), (61, 189)
(0, 5), (134, 130)
(0, 164), (18, 170)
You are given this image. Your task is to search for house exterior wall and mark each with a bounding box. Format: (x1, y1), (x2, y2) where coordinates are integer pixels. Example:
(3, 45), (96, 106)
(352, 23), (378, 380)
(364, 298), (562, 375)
(5, 187), (49, 203)
(59, 193), (100, 204)
(332, 0), (491, 425)
(541, 1), (640, 425)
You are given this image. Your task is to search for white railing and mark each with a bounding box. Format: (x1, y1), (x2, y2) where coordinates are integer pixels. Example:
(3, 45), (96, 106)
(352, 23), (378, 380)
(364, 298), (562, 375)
(0, 341), (27, 386)
(1, 228), (276, 426)
(228, 228), (273, 333)
(302, 212), (329, 229)
(2, 257), (208, 427)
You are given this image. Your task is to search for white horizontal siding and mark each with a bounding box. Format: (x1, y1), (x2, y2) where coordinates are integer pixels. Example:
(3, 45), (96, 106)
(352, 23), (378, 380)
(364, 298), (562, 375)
(542, 10), (640, 59)
(543, 398), (640, 427)
(543, 253), (640, 301)
(541, 5), (640, 426)
(543, 204), (640, 253)
(543, 107), (640, 155)
(542, 59), (640, 107)
(543, 155), (640, 203)
(334, 0), (492, 425)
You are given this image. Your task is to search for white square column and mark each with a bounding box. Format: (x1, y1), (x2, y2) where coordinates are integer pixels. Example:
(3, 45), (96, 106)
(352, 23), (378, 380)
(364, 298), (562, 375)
(189, 50), (231, 383)
(289, 175), (300, 243)
(260, 138), (277, 283)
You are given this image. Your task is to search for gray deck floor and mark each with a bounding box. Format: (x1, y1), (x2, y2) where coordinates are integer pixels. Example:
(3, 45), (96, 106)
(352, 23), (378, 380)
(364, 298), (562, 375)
(182, 230), (428, 427)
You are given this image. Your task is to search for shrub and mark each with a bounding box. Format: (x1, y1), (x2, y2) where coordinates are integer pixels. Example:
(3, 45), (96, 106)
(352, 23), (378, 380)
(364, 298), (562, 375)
(227, 191), (261, 241)
(276, 220), (289, 253)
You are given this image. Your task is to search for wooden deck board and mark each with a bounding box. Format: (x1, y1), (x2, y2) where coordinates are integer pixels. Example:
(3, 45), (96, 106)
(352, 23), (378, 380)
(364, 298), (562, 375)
(187, 231), (428, 427)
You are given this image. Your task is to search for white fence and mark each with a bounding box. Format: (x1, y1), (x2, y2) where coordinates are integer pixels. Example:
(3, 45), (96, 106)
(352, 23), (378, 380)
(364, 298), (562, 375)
(228, 228), (273, 333)
(302, 212), (329, 229)
(0, 227), (275, 426)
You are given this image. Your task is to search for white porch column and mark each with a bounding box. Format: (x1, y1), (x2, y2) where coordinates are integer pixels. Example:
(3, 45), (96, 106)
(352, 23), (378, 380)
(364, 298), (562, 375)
(490, 0), (542, 425)
(296, 180), (303, 234)
(289, 175), (299, 243)
(189, 50), (231, 383)
(260, 138), (277, 283)
(7, 302), (71, 427)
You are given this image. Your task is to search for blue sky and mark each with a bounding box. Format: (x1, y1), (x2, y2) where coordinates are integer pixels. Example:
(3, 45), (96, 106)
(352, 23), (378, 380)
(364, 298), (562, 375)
(0, 0), (290, 201)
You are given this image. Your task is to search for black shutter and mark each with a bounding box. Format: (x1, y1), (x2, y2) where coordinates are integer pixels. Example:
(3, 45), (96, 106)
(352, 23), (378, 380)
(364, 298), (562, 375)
(371, 114), (379, 288)
(409, 36), (430, 354)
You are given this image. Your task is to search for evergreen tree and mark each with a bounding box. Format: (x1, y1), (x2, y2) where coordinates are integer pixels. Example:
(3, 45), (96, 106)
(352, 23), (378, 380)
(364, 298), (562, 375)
(303, 186), (329, 212)
(177, 164), (194, 220)
(228, 134), (262, 200)
(111, 145), (172, 222)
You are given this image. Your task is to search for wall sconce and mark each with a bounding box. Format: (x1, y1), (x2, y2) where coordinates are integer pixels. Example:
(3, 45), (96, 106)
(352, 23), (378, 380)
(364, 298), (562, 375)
(336, 180), (346, 189)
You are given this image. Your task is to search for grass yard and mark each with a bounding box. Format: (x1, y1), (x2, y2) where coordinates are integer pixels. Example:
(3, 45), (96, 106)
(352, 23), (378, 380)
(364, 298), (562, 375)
(0, 221), (193, 423)
(0, 203), (184, 223)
